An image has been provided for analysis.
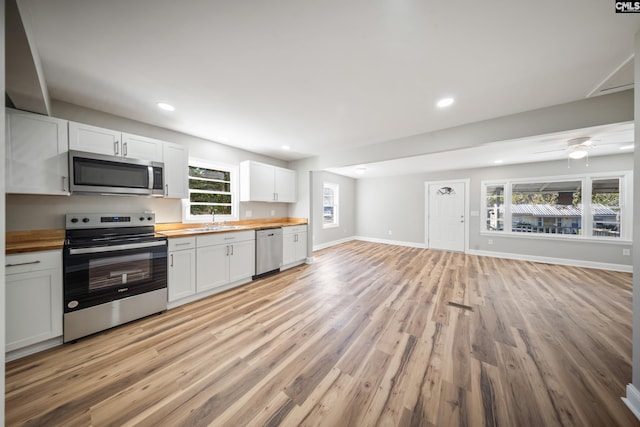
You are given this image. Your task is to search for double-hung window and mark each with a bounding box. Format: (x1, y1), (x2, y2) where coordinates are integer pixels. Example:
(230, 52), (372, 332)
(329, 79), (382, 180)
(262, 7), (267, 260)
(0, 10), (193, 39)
(323, 182), (339, 228)
(184, 159), (238, 222)
(482, 171), (631, 240)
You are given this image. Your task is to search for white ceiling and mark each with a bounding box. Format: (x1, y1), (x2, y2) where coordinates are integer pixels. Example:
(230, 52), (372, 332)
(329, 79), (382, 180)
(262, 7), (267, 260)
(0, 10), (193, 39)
(17, 0), (640, 163)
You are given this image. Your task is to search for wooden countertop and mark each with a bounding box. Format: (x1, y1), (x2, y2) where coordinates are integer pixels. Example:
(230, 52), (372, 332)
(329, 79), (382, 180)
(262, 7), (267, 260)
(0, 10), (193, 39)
(6, 230), (66, 255)
(155, 217), (308, 238)
(5, 218), (308, 253)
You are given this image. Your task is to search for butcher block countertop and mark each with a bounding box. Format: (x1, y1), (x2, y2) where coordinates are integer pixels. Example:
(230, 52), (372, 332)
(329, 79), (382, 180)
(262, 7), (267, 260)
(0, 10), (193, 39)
(6, 230), (66, 255)
(5, 218), (308, 254)
(155, 217), (308, 238)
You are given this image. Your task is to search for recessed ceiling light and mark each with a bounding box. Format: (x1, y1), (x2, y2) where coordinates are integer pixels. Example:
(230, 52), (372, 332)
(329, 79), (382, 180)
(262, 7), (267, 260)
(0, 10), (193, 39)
(355, 167), (367, 175)
(157, 102), (175, 111)
(620, 144), (635, 150)
(436, 97), (454, 108)
(494, 160), (503, 164)
(282, 145), (290, 151)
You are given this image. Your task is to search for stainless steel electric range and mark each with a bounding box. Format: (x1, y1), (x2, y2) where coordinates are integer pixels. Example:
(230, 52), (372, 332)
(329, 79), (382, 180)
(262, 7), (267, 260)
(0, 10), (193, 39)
(63, 212), (167, 342)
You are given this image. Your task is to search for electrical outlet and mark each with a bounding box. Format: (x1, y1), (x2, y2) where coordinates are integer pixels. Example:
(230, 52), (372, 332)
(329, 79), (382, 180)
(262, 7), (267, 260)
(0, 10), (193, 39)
(270, 210), (275, 217)
(388, 230), (393, 236)
(488, 239), (493, 245)
(245, 210), (252, 218)
(623, 248), (631, 256)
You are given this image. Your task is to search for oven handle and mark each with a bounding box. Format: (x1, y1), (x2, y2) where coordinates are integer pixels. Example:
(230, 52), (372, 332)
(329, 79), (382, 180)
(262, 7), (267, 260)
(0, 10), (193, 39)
(68, 240), (167, 255)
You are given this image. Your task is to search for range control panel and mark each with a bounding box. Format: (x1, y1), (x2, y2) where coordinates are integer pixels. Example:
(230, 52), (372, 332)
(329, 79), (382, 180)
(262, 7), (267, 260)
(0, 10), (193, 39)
(65, 213), (156, 229)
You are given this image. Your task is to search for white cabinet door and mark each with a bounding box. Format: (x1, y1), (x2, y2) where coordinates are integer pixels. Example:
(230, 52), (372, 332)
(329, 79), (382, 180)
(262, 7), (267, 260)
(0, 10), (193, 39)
(296, 232), (308, 262)
(69, 121), (121, 156)
(6, 251), (63, 352)
(168, 249), (196, 302)
(196, 244), (228, 292)
(122, 133), (164, 162)
(282, 233), (297, 266)
(6, 109), (70, 195)
(228, 240), (255, 283)
(241, 161), (275, 202)
(275, 167), (296, 202)
(163, 142), (189, 199)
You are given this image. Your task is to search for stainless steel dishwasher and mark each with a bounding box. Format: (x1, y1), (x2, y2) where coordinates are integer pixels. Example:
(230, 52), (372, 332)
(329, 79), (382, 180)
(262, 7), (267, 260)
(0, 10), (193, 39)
(255, 227), (283, 277)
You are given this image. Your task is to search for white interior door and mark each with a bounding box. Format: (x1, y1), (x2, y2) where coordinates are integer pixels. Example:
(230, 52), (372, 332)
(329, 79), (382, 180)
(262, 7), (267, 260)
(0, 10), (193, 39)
(428, 182), (466, 252)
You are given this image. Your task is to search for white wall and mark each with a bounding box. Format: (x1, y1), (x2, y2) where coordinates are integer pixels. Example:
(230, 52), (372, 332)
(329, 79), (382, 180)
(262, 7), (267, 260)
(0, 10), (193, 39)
(356, 153), (633, 268)
(630, 28), (640, 406)
(6, 101), (292, 231)
(1, 0), (7, 421)
(310, 171), (356, 247)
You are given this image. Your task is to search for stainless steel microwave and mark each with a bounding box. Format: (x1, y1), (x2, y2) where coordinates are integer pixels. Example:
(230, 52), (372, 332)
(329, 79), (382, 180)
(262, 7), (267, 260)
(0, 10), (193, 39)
(69, 150), (164, 196)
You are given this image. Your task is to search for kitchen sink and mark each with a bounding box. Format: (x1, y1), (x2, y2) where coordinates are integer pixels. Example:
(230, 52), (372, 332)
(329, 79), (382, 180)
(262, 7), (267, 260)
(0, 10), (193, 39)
(188, 225), (249, 231)
(159, 225), (249, 236)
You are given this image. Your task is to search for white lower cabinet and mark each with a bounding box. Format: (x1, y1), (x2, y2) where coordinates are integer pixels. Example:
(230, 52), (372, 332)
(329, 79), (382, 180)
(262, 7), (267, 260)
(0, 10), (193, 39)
(167, 237), (196, 302)
(197, 231), (255, 292)
(6, 250), (63, 357)
(282, 225), (308, 269)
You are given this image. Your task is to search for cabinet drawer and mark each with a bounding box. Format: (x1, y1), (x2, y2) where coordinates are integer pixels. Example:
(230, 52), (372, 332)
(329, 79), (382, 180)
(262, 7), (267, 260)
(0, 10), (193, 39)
(282, 225), (307, 235)
(197, 230), (255, 248)
(5, 250), (62, 275)
(168, 237), (196, 251)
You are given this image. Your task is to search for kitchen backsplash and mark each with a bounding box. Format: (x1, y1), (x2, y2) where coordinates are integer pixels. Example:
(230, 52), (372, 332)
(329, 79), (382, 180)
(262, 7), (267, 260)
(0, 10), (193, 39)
(5, 194), (290, 231)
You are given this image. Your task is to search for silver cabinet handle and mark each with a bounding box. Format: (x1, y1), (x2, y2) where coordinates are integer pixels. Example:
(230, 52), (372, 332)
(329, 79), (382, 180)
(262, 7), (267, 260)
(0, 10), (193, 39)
(170, 254), (174, 267)
(114, 141), (119, 155)
(174, 242), (191, 247)
(165, 184), (169, 197)
(225, 245), (229, 256)
(224, 237), (236, 240)
(230, 245), (234, 255)
(123, 142), (128, 156)
(62, 176), (67, 192)
(6, 260), (41, 268)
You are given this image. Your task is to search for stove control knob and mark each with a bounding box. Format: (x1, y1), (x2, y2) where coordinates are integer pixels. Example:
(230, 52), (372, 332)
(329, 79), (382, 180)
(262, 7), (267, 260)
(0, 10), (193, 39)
(139, 217), (145, 221)
(147, 216), (153, 221)
(82, 217), (90, 223)
(70, 218), (79, 223)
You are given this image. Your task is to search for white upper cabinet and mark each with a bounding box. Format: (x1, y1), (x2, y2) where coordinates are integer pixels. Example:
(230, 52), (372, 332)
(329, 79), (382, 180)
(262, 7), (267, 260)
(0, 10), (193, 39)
(274, 167), (296, 203)
(6, 108), (70, 195)
(240, 160), (297, 203)
(69, 121), (163, 162)
(122, 133), (164, 162)
(163, 142), (189, 199)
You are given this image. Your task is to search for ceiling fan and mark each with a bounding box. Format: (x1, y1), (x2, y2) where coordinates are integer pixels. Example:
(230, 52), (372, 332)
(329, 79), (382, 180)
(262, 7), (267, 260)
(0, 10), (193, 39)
(534, 136), (623, 160)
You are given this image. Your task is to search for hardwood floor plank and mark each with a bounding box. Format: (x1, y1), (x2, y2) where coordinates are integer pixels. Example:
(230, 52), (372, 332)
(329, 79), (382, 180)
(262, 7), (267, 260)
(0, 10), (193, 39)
(5, 241), (637, 426)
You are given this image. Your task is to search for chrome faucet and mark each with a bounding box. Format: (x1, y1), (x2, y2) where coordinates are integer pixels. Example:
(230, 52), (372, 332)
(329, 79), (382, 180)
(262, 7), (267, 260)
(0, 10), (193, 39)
(205, 211), (215, 230)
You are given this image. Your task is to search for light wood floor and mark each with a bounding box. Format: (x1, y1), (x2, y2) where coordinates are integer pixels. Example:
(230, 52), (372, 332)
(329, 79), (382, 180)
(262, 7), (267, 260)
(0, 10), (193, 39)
(6, 241), (638, 426)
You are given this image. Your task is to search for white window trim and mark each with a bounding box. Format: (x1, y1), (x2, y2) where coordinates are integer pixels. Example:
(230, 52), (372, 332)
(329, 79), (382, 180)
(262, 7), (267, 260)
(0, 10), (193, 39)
(480, 170), (633, 242)
(323, 182), (339, 229)
(182, 158), (239, 224)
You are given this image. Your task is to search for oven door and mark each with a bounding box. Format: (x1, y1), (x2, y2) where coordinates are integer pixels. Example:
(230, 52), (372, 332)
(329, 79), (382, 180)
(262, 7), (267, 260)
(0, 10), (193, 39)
(64, 239), (167, 313)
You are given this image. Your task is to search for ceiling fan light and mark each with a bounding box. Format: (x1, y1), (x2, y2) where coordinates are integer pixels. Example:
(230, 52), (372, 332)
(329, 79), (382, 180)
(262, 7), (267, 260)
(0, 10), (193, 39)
(569, 149), (588, 160)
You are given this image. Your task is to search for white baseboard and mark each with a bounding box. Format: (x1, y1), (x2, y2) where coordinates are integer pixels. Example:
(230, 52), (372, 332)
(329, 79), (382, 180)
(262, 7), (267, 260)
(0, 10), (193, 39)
(313, 236), (357, 251)
(468, 249), (633, 273)
(311, 236), (631, 273)
(354, 236), (428, 249)
(623, 384), (640, 421)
